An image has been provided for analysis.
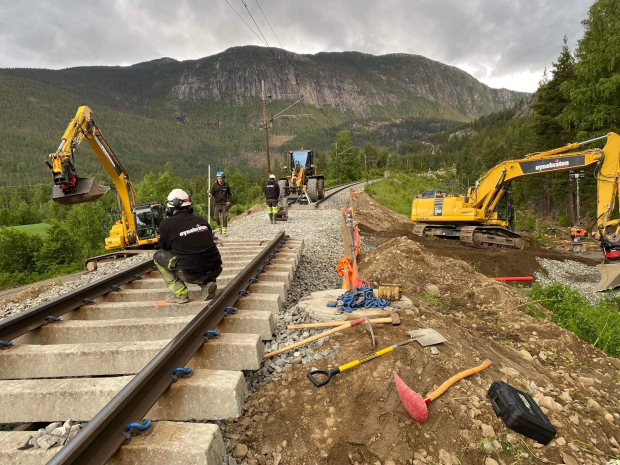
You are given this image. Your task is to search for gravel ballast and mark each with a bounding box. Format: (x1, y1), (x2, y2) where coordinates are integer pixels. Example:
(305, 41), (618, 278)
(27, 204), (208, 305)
(0, 253), (154, 322)
(535, 257), (620, 303)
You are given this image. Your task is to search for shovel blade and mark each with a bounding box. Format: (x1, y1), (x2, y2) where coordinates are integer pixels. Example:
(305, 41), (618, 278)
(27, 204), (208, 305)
(595, 263), (620, 292)
(52, 177), (110, 205)
(406, 328), (447, 346)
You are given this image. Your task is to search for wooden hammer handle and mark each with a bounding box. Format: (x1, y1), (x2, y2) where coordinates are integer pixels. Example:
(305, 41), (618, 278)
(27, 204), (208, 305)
(287, 317), (392, 330)
(264, 321), (359, 359)
(425, 360), (492, 403)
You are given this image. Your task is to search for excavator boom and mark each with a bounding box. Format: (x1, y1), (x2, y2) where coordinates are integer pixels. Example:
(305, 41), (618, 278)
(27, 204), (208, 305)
(48, 106), (162, 252)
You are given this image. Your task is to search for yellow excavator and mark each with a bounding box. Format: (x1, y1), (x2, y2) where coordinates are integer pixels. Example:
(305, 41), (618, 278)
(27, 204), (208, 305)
(411, 132), (620, 290)
(47, 106), (164, 254)
(278, 149), (325, 203)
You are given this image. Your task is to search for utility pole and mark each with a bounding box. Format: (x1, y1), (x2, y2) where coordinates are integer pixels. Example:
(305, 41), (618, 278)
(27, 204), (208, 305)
(261, 80), (271, 175)
(335, 142), (340, 186)
(569, 170), (585, 225)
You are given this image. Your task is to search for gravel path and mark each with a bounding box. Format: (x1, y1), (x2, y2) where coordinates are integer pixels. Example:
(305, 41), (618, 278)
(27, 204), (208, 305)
(223, 182), (371, 392)
(534, 257), (619, 303)
(0, 253), (154, 322)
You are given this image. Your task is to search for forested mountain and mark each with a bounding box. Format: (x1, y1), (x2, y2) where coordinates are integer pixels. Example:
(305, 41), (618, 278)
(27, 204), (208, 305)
(0, 46), (526, 186)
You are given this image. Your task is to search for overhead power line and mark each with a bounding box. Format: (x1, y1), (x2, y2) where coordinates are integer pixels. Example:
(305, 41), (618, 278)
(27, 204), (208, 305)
(223, 0), (268, 47)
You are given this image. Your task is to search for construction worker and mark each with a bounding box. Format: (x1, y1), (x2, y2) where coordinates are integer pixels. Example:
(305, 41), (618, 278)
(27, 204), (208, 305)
(507, 198), (516, 232)
(265, 174), (280, 224)
(208, 171), (232, 235)
(154, 189), (222, 304)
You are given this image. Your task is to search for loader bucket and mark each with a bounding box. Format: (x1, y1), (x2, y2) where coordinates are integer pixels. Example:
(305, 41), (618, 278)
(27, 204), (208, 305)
(595, 263), (620, 292)
(52, 177), (110, 205)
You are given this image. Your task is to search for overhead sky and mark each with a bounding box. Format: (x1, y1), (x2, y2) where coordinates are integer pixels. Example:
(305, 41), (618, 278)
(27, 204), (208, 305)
(0, 0), (593, 92)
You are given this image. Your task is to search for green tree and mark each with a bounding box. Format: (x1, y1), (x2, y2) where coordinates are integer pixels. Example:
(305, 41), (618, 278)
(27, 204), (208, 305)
(0, 227), (42, 274)
(34, 220), (79, 272)
(531, 36), (575, 148)
(327, 131), (363, 183)
(377, 147), (388, 169)
(559, 0), (620, 136)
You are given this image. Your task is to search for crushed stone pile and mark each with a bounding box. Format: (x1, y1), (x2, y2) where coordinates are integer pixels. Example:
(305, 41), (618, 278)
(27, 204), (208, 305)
(535, 257), (620, 303)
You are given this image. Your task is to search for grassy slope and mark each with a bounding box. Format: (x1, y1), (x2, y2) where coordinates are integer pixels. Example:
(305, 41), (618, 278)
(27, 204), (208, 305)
(364, 172), (447, 216)
(12, 223), (49, 237)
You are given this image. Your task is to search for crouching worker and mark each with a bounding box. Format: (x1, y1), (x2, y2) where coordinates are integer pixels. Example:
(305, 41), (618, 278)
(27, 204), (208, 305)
(265, 174), (280, 224)
(154, 189), (223, 304)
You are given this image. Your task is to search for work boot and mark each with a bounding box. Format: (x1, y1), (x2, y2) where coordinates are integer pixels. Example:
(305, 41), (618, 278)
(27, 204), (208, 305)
(166, 294), (190, 304)
(200, 282), (218, 301)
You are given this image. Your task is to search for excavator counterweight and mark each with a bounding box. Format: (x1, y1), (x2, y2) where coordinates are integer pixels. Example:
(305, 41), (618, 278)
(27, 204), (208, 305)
(52, 177), (110, 205)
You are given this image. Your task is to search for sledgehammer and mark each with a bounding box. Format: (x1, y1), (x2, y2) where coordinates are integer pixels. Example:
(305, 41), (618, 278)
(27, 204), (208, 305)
(394, 359), (492, 423)
(287, 313), (400, 330)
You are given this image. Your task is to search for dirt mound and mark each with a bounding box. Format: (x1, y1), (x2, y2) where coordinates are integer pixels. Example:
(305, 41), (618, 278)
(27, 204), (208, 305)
(226, 235), (620, 465)
(353, 192), (599, 279)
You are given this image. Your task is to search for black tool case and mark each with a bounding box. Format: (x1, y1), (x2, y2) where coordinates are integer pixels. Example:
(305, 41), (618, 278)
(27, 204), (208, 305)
(487, 381), (557, 445)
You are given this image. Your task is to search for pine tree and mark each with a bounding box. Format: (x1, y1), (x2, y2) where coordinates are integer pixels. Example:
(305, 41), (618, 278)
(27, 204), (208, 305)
(531, 36), (574, 148)
(559, 0), (620, 136)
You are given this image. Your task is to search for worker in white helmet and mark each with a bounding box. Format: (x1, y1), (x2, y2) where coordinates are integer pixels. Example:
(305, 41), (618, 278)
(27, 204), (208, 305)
(153, 189), (222, 304)
(265, 174), (281, 224)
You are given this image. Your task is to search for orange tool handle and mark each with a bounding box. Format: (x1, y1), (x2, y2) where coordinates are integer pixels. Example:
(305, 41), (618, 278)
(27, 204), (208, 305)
(424, 360), (492, 404)
(263, 318), (365, 359)
(287, 317), (392, 330)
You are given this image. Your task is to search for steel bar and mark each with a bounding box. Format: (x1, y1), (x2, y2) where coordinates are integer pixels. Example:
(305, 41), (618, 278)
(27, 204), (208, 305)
(0, 259), (154, 344)
(315, 180), (364, 207)
(48, 232), (286, 465)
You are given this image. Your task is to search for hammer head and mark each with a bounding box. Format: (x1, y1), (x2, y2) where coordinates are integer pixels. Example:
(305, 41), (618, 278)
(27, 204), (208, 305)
(390, 313), (401, 326)
(394, 371), (428, 423)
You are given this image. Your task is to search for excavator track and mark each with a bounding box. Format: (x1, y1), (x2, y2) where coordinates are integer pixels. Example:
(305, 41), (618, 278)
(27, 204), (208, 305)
(413, 224), (428, 237)
(459, 226), (523, 249)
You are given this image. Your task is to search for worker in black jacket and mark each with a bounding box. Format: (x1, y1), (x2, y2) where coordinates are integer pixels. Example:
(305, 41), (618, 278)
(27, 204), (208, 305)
(154, 189), (223, 304)
(265, 174), (281, 224)
(506, 198), (516, 232)
(208, 171), (232, 236)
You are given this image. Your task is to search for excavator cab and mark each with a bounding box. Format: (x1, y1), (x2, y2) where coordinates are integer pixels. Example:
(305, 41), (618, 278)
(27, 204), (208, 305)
(134, 203), (164, 241)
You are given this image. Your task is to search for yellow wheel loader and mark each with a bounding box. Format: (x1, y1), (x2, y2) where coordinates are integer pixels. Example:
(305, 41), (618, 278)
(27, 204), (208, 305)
(47, 106), (164, 267)
(410, 132), (620, 291)
(278, 149), (325, 204)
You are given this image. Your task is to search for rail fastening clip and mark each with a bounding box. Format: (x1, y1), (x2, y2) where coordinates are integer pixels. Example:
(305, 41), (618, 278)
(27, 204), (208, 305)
(171, 367), (193, 382)
(203, 330), (220, 342)
(122, 420), (151, 444)
(223, 307), (238, 316)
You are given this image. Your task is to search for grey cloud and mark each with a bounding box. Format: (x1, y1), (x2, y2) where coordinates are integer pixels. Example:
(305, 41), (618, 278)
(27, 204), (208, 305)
(0, 0), (593, 90)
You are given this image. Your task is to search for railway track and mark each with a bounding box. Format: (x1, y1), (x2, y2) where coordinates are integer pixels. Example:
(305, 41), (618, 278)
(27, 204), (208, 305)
(0, 233), (304, 464)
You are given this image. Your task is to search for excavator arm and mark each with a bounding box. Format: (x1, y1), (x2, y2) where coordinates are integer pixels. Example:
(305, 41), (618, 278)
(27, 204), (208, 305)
(48, 106), (139, 246)
(469, 133), (620, 241)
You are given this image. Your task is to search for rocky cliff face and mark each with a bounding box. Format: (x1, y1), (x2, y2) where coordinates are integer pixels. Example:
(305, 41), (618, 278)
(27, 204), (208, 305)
(169, 46), (528, 120)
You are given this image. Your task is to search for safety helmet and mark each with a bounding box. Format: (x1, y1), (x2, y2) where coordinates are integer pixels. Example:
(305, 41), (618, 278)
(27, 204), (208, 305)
(269, 174), (276, 180)
(165, 189), (193, 216)
(216, 171), (225, 178)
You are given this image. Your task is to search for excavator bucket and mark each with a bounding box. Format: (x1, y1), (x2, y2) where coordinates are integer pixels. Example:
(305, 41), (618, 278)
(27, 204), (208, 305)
(595, 263), (620, 292)
(52, 177), (110, 205)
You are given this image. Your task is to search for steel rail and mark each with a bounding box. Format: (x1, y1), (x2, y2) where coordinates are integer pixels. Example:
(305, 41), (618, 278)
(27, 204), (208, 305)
(48, 232), (287, 465)
(0, 259), (154, 345)
(314, 180), (369, 207)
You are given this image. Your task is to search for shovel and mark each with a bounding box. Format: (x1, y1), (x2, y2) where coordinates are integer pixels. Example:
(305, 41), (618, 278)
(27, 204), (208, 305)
(394, 359), (492, 423)
(307, 329), (446, 387)
(406, 329), (447, 346)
